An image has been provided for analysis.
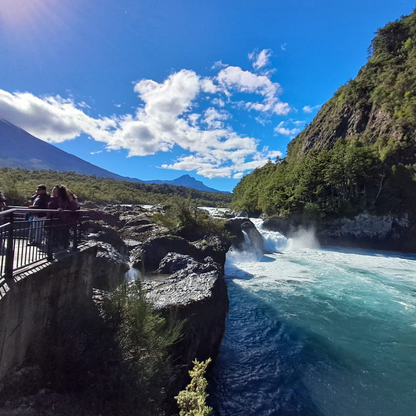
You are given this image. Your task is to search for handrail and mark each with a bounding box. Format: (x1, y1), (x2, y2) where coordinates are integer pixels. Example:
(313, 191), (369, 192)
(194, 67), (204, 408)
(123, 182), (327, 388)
(0, 208), (95, 280)
(1, 207), (91, 216)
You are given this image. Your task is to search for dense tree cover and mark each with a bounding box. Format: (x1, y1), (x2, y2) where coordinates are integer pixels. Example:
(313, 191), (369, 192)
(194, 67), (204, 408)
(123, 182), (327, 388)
(0, 168), (232, 207)
(232, 139), (416, 218)
(288, 10), (416, 161)
(233, 10), (416, 219)
(337, 10), (416, 130)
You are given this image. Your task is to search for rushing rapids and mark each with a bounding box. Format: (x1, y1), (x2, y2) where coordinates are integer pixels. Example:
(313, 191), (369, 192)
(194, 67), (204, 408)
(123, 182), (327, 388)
(208, 218), (416, 416)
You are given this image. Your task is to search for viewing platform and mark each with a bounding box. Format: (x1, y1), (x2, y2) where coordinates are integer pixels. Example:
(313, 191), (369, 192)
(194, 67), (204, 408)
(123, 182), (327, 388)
(0, 207), (96, 297)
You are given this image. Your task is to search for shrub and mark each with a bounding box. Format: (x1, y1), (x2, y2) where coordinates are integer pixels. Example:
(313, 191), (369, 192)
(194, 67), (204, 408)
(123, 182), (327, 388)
(175, 359), (212, 416)
(97, 281), (183, 415)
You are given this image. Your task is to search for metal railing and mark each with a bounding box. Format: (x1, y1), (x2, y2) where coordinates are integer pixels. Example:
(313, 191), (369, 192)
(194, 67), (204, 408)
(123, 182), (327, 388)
(0, 207), (94, 280)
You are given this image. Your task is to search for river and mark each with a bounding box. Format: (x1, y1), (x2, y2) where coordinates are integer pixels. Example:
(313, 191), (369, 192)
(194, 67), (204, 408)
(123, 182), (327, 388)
(208, 219), (416, 415)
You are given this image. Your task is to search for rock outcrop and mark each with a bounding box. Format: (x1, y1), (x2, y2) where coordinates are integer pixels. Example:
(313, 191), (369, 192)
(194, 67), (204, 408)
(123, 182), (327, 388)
(93, 204), (232, 391)
(132, 234), (230, 272)
(225, 217), (264, 254)
(263, 212), (416, 252)
(142, 252), (228, 400)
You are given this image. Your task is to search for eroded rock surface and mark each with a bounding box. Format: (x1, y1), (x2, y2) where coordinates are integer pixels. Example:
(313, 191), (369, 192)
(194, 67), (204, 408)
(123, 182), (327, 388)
(142, 252), (228, 400)
(263, 212), (416, 252)
(225, 217), (264, 254)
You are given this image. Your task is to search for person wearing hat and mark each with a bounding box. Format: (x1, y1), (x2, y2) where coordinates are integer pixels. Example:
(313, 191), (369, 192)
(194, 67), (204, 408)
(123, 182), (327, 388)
(28, 185), (50, 246)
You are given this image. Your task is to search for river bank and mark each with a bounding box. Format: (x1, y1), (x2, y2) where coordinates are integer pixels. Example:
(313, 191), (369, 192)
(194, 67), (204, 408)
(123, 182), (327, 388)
(262, 211), (416, 253)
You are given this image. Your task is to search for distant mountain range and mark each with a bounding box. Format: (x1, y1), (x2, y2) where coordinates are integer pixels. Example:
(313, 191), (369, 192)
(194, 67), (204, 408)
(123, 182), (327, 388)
(0, 119), (226, 193)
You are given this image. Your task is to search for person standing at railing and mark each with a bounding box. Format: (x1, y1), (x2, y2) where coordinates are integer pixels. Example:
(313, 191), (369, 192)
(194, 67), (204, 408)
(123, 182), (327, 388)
(0, 190), (6, 211)
(48, 185), (78, 250)
(28, 185), (50, 247)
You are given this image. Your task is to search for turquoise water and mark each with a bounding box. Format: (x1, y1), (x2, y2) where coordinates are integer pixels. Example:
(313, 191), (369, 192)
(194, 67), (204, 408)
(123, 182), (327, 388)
(208, 222), (416, 415)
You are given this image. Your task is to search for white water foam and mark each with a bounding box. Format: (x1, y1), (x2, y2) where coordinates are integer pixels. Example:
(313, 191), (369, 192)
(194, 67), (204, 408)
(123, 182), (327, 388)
(286, 227), (320, 251)
(215, 218), (416, 416)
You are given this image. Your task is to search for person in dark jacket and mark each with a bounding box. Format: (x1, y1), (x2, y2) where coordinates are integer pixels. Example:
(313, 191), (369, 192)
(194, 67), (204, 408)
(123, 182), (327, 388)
(0, 189), (6, 212)
(48, 185), (78, 251)
(28, 185), (50, 246)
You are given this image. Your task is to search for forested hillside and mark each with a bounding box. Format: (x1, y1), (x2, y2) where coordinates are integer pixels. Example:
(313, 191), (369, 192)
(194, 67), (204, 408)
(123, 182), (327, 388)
(0, 168), (232, 207)
(232, 10), (416, 219)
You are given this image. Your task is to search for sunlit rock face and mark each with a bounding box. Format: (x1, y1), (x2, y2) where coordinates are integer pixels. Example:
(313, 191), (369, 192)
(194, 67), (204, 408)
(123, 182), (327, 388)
(142, 249), (229, 404)
(263, 213), (415, 252)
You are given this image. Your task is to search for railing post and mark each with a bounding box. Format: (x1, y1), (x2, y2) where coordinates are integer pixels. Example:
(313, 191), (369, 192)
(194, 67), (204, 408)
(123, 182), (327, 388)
(5, 212), (14, 280)
(47, 217), (54, 262)
(73, 217), (79, 251)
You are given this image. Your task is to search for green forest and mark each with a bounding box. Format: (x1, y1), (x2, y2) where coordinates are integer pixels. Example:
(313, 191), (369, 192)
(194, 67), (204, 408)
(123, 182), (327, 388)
(0, 168), (232, 208)
(232, 10), (416, 220)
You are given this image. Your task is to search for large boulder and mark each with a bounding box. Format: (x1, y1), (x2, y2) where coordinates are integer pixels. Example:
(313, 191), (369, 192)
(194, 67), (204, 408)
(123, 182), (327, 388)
(131, 235), (201, 272)
(241, 220), (264, 255)
(119, 223), (168, 243)
(142, 259), (228, 400)
(157, 252), (218, 275)
(224, 218), (247, 249)
(85, 223), (128, 256)
(91, 242), (129, 291)
(225, 218), (264, 254)
(192, 236), (230, 268)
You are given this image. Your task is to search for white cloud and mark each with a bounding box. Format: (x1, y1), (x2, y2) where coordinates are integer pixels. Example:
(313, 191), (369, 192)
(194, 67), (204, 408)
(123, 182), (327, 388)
(200, 78), (218, 93)
(233, 172), (244, 179)
(303, 104), (321, 114)
(280, 43), (288, 51)
(274, 121), (301, 136)
(0, 89), (116, 143)
(188, 113), (201, 126)
(211, 60), (227, 70)
(202, 107), (230, 129)
(248, 48), (272, 70)
(211, 97), (225, 107)
(0, 59), (291, 179)
(216, 66), (290, 116)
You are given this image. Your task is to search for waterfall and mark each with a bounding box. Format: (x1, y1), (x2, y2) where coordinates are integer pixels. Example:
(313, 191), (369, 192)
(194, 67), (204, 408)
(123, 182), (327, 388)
(250, 218), (320, 252)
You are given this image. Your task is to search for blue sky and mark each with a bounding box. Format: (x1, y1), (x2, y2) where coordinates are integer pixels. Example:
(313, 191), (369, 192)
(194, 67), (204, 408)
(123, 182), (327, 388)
(0, 0), (414, 191)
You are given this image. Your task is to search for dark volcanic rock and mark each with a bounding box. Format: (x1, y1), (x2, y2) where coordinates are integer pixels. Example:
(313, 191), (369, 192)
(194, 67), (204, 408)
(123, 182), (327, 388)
(157, 253), (218, 275)
(85, 223), (128, 256)
(224, 218), (247, 249)
(263, 213), (416, 252)
(91, 242), (129, 291)
(192, 236), (230, 267)
(119, 212), (149, 227)
(225, 218), (263, 253)
(119, 223), (168, 243)
(133, 235), (202, 272)
(142, 264), (228, 398)
(241, 221), (264, 254)
(315, 213), (416, 252)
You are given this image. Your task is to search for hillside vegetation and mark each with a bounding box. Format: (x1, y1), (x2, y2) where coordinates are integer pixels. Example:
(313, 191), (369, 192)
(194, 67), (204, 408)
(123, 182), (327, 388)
(232, 10), (416, 219)
(0, 168), (232, 207)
